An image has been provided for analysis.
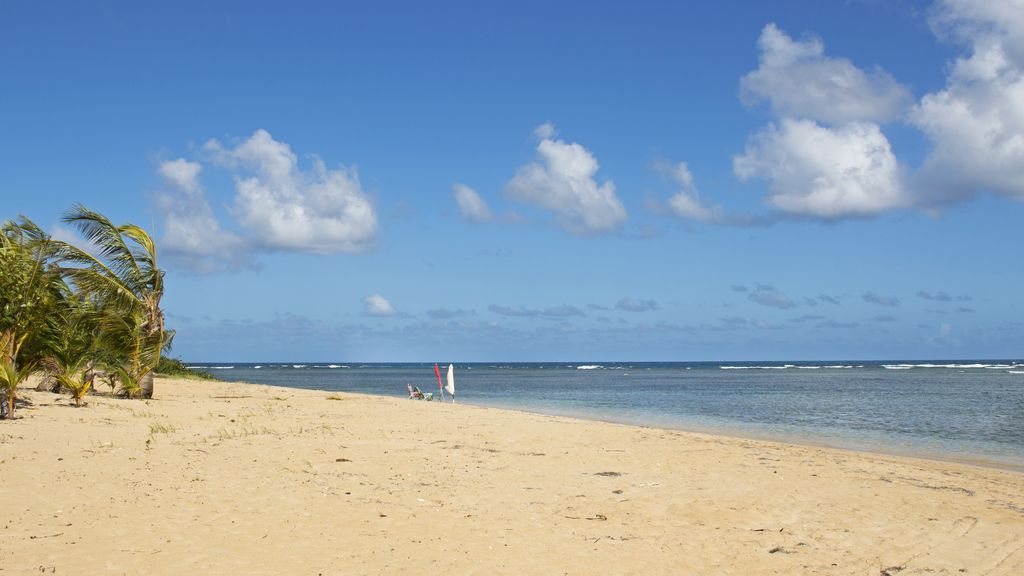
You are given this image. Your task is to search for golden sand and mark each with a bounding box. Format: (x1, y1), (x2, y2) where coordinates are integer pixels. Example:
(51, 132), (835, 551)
(2, 377), (1023, 574)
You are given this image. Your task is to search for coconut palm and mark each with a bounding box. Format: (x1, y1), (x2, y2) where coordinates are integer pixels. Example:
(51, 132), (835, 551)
(41, 297), (99, 404)
(1, 217), (64, 369)
(56, 204), (170, 399)
(48, 354), (92, 406)
(0, 333), (34, 418)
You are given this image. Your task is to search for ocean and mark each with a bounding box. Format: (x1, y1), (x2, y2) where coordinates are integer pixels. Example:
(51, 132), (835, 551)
(187, 361), (1024, 470)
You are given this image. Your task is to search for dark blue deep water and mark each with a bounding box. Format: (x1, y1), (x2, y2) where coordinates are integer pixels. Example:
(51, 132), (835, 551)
(187, 361), (1024, 469)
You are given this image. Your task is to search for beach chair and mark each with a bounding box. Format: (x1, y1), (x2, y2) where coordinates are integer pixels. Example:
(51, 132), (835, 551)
(406, 384), (433, 401)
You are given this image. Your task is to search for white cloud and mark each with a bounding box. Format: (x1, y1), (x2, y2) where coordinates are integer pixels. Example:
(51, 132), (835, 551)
(661, 161), (724, 222)
(534, 122), (557, 140)
(204, 129), (377, 254)
(740, 23), (911, 124)
(158, 158), (202, 194)
(503, 126), (627, 234)
(452, 183), (493, 222)
(734, 118), (908, 218)
(363, 294), (398, 317)
(908, 0), (1024, 204)
(154, 158), (250, 274)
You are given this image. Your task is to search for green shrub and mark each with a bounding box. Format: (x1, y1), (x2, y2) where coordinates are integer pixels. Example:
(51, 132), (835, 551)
(155, 356), (214, 380)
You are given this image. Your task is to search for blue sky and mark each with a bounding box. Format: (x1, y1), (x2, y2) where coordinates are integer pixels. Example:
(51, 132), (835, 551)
(2, 0), (1022, 361)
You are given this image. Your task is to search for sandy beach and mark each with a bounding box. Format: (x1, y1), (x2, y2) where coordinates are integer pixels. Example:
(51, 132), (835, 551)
(2, 377), (1023, 575)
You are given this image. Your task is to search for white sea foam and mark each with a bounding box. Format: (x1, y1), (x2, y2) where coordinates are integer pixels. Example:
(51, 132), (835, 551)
(292, 364), (307, 368)
(1008, 370), (1024, 374)
(884, 363), (1010, 370)
(576, 365), (602, 370)
(254, 365), (262, 369)
(207, 366), (234, 370)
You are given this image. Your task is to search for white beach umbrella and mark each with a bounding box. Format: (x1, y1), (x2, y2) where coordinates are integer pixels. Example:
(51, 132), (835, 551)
(445, 364), (455, 402)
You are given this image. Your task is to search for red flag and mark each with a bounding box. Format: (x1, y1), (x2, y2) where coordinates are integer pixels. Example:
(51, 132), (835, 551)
(434, 363), (443, 391)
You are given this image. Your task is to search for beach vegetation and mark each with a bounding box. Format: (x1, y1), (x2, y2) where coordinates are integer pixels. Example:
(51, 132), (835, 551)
(1, 205), (176, 415)
(155, 356), (214, 380)
(40, 296), (99, 404)
(1, 218), (64, 372)
(58, 204), (172, 399)
(0, 354), (35, 418)
(148, 422), (175, 434)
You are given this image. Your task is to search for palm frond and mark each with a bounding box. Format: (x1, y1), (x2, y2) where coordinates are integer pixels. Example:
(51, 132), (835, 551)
(62, 204), (144, 283)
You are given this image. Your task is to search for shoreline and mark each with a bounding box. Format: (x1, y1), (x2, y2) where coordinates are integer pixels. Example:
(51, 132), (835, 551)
(4, 376), (1023, 574)
(213, 374), (1024, 475)
(466, 400), (1024, 475)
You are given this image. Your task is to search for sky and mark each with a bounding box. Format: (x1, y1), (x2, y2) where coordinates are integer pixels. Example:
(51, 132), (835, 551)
(2, 0), (1022, 361)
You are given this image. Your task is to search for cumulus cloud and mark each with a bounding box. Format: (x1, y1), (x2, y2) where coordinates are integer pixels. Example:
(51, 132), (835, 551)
(154, 158), (250, 274)
(729, 23), (915, 221)
(204, 129), (377, 254)
(615, 297), (659, 312)
(159, 158), (202, 193)
(363, 294), (398, 317)
(909, 0), (1024, 204)
(862, 291), (901, 307)
(452, 183), (493, 223)
(748, 284), (796, 309)
(734, 118), (908, 218)
(656, 161), (724, 223)
(503, 126), (627, 234)
(534, 122), (557, 140)
(741, 23), (911, 124)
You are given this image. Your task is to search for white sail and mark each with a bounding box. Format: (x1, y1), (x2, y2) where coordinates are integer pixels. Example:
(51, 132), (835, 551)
(445, 364), (455, 398)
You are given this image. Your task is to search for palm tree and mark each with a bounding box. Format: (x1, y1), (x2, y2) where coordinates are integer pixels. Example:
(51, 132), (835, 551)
(0, 333), (34, 418)
(1, 217), (62, 412)
(41, 296), (99, 404)
(56, 204), (170, 399)
(1, 217), (64, 369)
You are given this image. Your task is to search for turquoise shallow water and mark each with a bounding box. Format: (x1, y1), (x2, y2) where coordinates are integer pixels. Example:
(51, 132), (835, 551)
(188, 361), (1024, 470)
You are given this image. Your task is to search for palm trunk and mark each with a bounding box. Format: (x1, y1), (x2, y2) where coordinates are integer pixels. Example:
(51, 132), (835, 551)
(141, 371), (154, 399)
